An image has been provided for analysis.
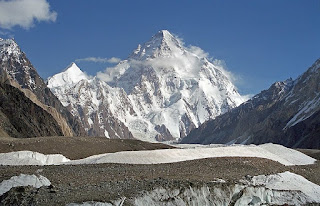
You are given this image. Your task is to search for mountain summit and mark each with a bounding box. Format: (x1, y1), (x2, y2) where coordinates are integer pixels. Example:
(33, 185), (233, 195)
(130, 30), (183, 60)
(47, 62), (88, 88)
(48, 30), (245, 141)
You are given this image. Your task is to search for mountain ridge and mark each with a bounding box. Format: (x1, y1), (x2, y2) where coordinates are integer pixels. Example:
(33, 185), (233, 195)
(182, 58), (320, 148)
(48, 30), (245, 140)
(0, 38), (86, 137)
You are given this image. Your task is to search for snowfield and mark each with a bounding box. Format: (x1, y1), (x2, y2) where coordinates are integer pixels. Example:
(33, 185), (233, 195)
(0, 143), (315, 166)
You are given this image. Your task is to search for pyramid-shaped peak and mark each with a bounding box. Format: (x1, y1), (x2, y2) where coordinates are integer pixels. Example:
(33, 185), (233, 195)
(152, 30), (179, 44)
(47, 62), (88, 88)
(64, 62), (81, 72)
(0, 38), (21, 56)
(129, 30), (183, 60)
(0, 38), (17, 45)
(156, 30), (173, 38)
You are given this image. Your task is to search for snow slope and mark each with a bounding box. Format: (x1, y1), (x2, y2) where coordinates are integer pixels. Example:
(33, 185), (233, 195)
(48, 30), (245, 141)
(47, 62), (88, 89)
(0, 144), (315, 166)
(0, 174), (51, 196)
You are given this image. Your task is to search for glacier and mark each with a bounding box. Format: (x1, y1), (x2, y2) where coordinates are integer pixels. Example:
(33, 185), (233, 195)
(66, 172), (320, 206)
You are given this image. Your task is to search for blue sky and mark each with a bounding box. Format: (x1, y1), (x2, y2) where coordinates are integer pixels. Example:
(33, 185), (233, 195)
(0, 0), (319, 95)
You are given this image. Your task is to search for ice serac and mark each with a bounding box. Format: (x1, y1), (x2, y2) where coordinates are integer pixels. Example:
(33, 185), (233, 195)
(49, 30), (244, 140)
(0, 38), (86, 137)
(183, 58), (320, 149)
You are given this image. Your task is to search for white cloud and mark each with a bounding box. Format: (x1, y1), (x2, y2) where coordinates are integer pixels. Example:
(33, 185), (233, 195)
(0, 0), (57, 29)
(107, 57), (122, 63)
(187, 46), (209, 59)
(76, 57), (121, 64)
(242, 94), (254, 101)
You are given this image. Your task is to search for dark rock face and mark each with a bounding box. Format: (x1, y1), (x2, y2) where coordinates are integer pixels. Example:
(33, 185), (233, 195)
(0, 39), (86, 137)
(182, 58), (320, 149)
(155, 124), (174, 141)
(0, 82), (64, 137)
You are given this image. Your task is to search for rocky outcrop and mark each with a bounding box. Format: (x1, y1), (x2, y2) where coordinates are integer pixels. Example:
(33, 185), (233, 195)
(0, 81), (65, 137)
(182, 58), (320, 149)
(0, 38), (86, 137)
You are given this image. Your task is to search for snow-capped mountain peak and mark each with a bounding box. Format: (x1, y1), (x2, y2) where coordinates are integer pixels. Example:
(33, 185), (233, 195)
(0, 38), (22, 58)
(130, 30), (184, 60)
(47, 62), (88, 88)
(49, 30), (245, 141)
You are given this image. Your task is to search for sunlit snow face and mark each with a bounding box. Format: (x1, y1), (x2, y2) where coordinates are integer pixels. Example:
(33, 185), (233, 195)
(48, 30), (245, 140)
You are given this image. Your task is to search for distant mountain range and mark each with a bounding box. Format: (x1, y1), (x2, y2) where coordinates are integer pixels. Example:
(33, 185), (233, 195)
(182, 58), (320, 149)
(47, 30), (244, 141)
(1, 33), (319, 148)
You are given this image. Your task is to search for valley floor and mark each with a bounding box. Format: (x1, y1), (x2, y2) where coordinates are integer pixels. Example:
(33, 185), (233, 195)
(0, 157), (319, 205)
(0, 137), (319, 205)
(0, 136), (173, 159)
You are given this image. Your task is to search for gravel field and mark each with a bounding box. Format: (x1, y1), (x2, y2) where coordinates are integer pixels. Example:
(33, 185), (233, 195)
(0, 136), (173, 159)
(0, 157), (319, 205)
(0, 137), (319, 205)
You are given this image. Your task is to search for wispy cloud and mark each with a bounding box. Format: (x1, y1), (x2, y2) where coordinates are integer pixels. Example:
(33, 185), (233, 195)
(0, 30), (14, 38)
(75, 57), (121, 64)
(242, 94), (254, 101)
(187, 46), (209, 59)
(0, 0), (57, 30)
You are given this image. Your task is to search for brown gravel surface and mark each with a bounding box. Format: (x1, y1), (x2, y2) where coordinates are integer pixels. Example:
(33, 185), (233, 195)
(0, 157), (319, 206)
(0, 136), (173, 159)
(0, 140), (319, 206)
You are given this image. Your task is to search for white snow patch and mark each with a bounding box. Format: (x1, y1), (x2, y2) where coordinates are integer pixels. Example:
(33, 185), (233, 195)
(88, 118), (93, 126)
(67, 198), (126, 206)
(0, 174), (51, 196)
(67, 143), (315, 166)
(0, 144), (315, 166)
(0, 151), (70, 165)
(285, 95), (320, 128)
(104, 130), (110, 139)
